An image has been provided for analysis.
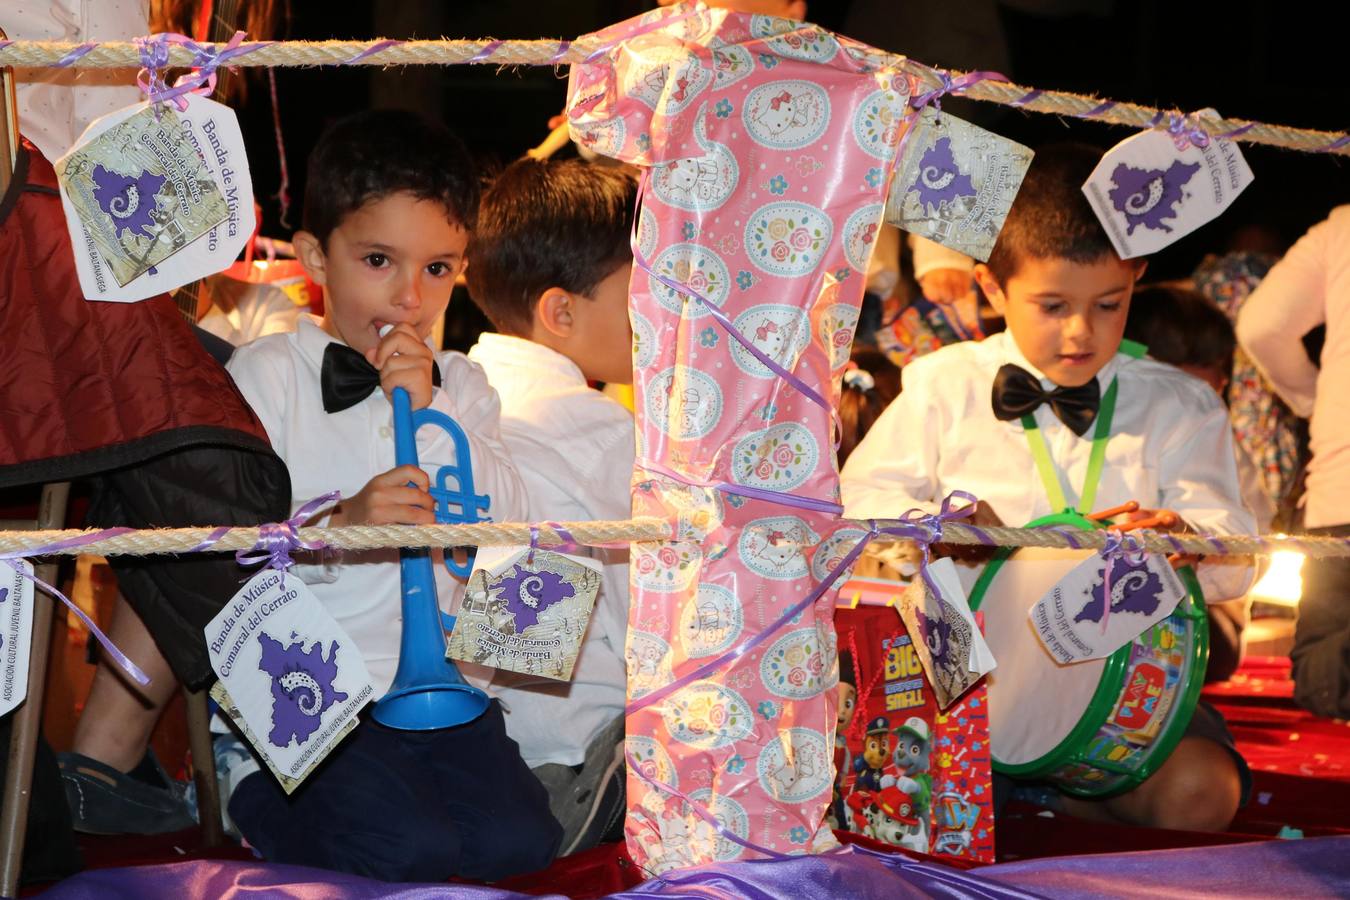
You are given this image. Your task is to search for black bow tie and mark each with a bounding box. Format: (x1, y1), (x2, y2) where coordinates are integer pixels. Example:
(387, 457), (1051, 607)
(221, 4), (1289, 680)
(320, 343), (440, 414)
(991, 364), (1100, 436)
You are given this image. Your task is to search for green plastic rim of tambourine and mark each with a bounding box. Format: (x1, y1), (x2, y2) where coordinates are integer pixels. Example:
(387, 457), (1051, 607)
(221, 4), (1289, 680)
(967, 510), (1210, 798)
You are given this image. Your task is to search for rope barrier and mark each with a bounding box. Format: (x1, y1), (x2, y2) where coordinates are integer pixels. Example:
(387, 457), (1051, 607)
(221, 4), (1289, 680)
(1, 37), (1348, 156)
(0, 517), (1341, 560)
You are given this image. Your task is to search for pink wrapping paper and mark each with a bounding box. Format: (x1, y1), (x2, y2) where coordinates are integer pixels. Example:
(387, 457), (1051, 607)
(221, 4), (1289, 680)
(567, 2), (908, 872)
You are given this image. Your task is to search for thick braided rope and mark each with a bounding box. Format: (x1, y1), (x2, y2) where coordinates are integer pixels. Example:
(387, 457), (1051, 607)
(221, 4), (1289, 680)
(2, 38), (1348, 156)
(0, 518), (1344, 559)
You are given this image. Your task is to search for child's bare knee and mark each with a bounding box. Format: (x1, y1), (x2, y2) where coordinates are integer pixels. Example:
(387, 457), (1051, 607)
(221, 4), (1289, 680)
(1143, 739), (1241, 832)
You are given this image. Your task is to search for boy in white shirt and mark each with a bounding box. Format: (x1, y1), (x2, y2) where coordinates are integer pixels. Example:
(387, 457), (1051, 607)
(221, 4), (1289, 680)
(225, 111), (560, 882)
(841, 144), (1253, 832)
(464, 158), (636, 855)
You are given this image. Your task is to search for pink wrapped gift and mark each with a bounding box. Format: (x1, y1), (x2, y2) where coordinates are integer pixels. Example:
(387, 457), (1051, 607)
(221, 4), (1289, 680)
(568, 2), (909, 872)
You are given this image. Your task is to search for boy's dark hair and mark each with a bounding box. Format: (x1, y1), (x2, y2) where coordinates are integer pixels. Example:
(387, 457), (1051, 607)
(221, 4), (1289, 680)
(839, 348), (902, 467)
(302, 110), (479, 246)
(1125, 284), (1236, 371)
(985, 143), (1117, 284)
(465, 157), (637, 336)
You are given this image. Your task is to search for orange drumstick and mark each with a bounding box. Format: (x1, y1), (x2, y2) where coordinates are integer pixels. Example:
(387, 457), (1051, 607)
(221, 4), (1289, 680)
(1114, 510), (1179, 533)
(1085, 501), (1140, 522)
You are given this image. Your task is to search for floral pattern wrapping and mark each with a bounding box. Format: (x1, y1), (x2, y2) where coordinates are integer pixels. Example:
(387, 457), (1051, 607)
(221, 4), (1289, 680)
(567, 2), (908, 873)
(1193, 252), (1301, 508)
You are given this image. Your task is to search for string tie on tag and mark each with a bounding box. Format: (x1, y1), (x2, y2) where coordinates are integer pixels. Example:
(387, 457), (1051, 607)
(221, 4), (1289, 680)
(908, 68), (1009, 114)
(236, 491), (338, 574)
(1097, 528), (1148, 634)
(1166, 112), (1211, 151)
(134, 31), (264, 112)
(898, 490), (981, 606)
(0, 530), (150, 686)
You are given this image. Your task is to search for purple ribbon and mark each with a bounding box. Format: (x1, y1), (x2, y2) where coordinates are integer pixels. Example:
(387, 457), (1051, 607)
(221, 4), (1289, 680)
(1097, 529), (1146, 634)
(625, 492), (981, 717)
(468, 40), (504, 63)
(1081, 100), (1118, 120)
(1, 530), (149, 686)
(909, 68), (1009, 113)
(626, 749), (791, 861)
(235, 492), (339, 574)
(637, 456), (844, 517)
(133, 31), (269, 111)
(549, 40), (572, 64)
(1166, 113), (1210, 150)
(54, 42), (97, 67)
(900, 491), (982, 608)
(344, 39), (400, 65)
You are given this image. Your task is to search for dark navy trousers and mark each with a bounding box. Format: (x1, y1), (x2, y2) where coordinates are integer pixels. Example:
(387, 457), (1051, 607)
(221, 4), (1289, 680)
(229, 701), (561, 883)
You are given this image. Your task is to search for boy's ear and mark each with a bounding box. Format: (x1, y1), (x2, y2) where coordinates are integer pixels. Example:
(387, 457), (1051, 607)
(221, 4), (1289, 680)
(535, 287), (575, 340)
(293, 231), (329, 286)
(972, 263), (1007, 315)
(1133, 259), (1149, 282)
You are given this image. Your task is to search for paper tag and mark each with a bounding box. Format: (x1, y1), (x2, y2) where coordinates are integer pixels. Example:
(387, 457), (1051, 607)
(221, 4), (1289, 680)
(1028, 551), (1186, 665)
(887, 108), (1034, 262)
(55, 94), (256, 301)
(205, 569), (374, 792)
(1081, 110), (1253, 259)
(0, 563), (35, 718)
(447, 545), (603, 681)
(896, 558), (995, 709)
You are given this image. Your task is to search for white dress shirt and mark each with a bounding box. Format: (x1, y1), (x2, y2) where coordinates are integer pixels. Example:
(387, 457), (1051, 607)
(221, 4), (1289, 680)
(840, 330), (1256, 601)
(1237, 206), (1350, 528)
(227, 316), (527, 695)
(468, 333), (632, 768)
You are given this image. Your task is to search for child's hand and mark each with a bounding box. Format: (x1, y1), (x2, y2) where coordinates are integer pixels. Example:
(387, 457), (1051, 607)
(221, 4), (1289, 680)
(935, 500), (1003, 564)
(331, 465), (436, 526)
(367, 323), (436, 410)
(918, 267), (975, 304)
(1123, 508), (1200, 569)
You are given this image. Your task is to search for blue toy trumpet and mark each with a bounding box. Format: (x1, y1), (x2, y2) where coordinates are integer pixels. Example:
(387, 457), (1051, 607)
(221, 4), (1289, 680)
(371, 384), (492, 731)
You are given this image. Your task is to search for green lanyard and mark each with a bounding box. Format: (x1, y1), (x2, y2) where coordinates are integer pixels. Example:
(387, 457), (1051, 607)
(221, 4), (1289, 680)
(1022, 379), (1118, 515)
(1020, 340), (1144, 515)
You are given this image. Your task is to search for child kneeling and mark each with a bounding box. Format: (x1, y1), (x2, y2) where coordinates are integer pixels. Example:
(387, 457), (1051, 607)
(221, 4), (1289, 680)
(225, 111), (561, 881)
(841, 144), (1253, 832)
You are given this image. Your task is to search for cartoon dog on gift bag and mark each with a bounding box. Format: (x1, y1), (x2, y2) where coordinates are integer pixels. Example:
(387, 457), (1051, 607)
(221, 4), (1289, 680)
(852, 716), (891, 792)
(873, 786), (930, 853)
(828, 650), (858, 828)
(881, 716), (933, 809)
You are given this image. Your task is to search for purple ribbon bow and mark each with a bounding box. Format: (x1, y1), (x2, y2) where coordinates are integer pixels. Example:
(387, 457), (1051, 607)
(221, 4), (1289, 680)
(1165, 112), (1211, 151)
(1097, 528), (1147, 634)
(235, 492), (339, 575)
(899, 490), (983, 607)
(134, 31), (267, 111)
(909, 68), (1010, 113)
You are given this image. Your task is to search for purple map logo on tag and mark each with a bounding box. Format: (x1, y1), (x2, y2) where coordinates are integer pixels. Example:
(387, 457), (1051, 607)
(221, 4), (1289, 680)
(908, 137), (976, 215)
(258, 632), (347, 748)
(1074, 562), (1164, 625)
(1107, 160), (1200, 235)
(498, 565), (574, 630)
(916, 608), (953, 671)
(91, 165), (165, 240)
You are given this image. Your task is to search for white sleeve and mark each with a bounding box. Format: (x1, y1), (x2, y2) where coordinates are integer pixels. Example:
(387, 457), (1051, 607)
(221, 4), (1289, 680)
(226, 343), (339, 585)
(422, 354), (528, 525)
(1235, 210), (1339, 418)
(1157, 396), (1258, 602)
(909, 234), (975, 282)
(840, 363), (941, 518)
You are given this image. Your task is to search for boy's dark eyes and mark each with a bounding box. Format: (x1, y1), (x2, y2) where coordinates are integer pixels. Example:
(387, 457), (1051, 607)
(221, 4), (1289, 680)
(426, 261), (452, 276)
(363, 253), (389, 269)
